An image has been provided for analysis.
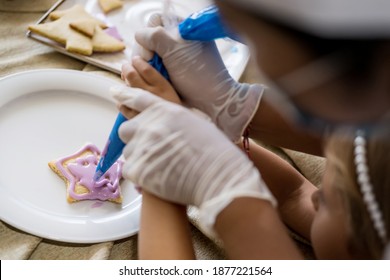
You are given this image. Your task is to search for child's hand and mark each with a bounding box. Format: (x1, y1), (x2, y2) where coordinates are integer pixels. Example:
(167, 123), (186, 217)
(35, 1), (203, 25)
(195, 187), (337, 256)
(121, 56), (182, 105)
(114, 87), (276, 238)
(135, 21), (264, 143)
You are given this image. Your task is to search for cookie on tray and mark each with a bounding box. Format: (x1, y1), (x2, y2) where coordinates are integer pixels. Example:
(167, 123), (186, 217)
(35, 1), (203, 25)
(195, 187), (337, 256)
(99, 0), (124, 14)
(28, 4), (125, 56)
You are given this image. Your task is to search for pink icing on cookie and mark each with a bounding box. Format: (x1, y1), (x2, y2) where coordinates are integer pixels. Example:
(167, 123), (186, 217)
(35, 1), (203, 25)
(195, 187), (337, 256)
(95, 13), (123, 41)
(105, 27), (123, 41)
(55, 143), (123, 201)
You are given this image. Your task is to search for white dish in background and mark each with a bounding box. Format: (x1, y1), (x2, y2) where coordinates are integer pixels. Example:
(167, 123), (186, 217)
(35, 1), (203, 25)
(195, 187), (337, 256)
(27, 0), (250, 80)
(0, 69), (141, 243)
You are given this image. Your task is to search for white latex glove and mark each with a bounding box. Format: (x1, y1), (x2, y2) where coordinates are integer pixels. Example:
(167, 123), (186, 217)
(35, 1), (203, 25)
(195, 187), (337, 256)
(133, 14), (265, 143)
(113, 86), (276, 238)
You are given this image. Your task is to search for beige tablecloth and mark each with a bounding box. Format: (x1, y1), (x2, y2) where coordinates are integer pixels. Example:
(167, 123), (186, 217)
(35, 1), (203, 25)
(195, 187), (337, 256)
(0, 0), (324, 260)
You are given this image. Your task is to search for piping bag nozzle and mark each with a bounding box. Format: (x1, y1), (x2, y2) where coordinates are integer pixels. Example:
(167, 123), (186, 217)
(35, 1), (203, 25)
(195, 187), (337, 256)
(94, 112), (127, 181)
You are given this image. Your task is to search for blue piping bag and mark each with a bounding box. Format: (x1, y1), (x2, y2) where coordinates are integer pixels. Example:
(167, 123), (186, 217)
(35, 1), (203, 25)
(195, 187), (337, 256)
(178, 5), (242, 42)
(94, 5), (237, 180)
(94, 113), (127, 180)
(94, 54), (169, 181)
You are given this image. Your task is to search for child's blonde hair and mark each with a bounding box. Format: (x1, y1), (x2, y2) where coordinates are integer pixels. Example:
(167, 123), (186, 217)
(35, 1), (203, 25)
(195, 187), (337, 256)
(325, 129), (390, 259)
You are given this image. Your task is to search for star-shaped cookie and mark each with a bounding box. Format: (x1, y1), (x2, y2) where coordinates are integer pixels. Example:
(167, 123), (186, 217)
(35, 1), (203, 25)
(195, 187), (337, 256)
(49, 143), (123, 203)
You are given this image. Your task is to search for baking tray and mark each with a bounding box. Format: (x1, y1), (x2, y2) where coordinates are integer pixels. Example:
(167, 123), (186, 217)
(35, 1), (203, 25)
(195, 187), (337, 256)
(26, 0), (250, 79)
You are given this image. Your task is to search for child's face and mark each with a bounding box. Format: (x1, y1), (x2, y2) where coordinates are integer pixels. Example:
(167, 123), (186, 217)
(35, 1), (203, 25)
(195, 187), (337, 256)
(310, 162), (352, 259)
(215, 0), (390, 128)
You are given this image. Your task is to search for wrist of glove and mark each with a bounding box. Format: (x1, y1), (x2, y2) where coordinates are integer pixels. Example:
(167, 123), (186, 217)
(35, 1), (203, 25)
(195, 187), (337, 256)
(214, 82), (264, 143)
(113, 86), (276, 238)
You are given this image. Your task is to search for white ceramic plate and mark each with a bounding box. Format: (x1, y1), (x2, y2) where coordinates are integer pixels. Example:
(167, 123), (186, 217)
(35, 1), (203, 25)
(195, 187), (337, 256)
(27, 0), (249, 80)
(0, 69), (141, 243)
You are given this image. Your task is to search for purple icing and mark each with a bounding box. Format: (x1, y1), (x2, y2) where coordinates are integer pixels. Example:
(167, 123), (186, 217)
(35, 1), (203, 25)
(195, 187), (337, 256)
(94, 13), (124, 41)
(55, 143), (123, 202)
(104, 26), (123, 41)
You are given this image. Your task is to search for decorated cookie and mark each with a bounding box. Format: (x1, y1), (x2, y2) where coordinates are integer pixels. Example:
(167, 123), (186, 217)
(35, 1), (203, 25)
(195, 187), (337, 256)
(49, 143), (123, 203)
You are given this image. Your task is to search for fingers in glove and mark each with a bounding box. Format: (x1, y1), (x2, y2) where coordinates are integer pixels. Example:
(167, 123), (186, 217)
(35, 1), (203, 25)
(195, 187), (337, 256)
(118, 104), (138, 120)
(130, 13), (163, 62)
(132, 56), (163, 86)
(111, 86), (163, 113)
(132, 56), (182, 104)
(134, 26), (163, 53)
(148, 12), (183, 28)
(135, 26), (179, 56)
(122, 57), (182, 105)
(122, 62), (148, 88)
(117, 117), (138, 143)
(132, 40), (154, 61)
(118, 108), (164, 144)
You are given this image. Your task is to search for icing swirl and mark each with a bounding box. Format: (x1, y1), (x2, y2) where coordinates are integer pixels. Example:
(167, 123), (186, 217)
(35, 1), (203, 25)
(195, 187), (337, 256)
(55, 143), (123, 201)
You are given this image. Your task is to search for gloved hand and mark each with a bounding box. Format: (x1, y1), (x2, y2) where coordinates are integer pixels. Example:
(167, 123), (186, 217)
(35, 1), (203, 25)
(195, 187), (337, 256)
(113, 86), (276, 237)
(132, 14), (265, 143)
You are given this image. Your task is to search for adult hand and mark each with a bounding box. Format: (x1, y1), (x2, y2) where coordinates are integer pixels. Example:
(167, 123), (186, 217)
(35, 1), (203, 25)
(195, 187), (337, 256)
(130, 14), (265, 142)
(113, 86), (275, 237)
